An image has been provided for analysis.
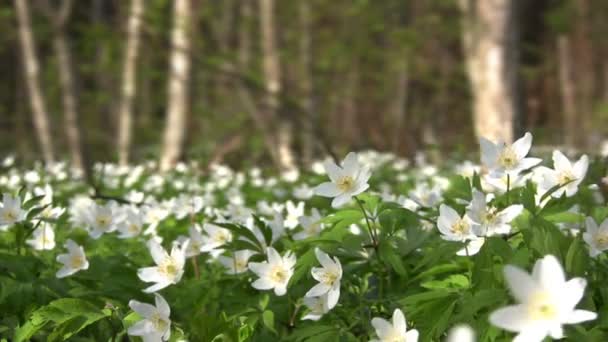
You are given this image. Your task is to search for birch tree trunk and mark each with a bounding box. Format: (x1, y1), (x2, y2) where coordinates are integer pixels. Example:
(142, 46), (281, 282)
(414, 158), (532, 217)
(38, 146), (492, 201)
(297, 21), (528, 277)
(392, 59), (409, 153)
(160, 0), (191, 171)
(459, 0), (519, 143)
(15, 0), (55, 164)
(117, 0), (144, 166)
(42, 0), (84, 171)
(259, 0), (296, 171)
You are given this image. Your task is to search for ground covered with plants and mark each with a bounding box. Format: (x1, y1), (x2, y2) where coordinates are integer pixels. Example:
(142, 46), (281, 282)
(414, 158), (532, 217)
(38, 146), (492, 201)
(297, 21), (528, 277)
(1, 133), (608, 341)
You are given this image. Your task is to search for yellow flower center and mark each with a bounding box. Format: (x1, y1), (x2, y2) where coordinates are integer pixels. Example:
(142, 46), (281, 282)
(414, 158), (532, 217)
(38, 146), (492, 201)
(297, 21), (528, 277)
(528, 292), (558, 320)
(337, 176), (355, 192)
(96, 216), (111, 229)
(270, 266), (288, 283)
(70, 255), (86, 269)
(450, 219), (470, 235)
(159, 258), (179, 279)
(128, 224), (140, 234)
(482, 208), (498, 225)
(150, 312), (168, 331)
(498, 147), (518, 169)
(558, 171), (576, 186)
(307, 223), (320, 235)
(3, 210), (16, 221)
(595, 234), (608, 249)
(320, 270), (339, 286)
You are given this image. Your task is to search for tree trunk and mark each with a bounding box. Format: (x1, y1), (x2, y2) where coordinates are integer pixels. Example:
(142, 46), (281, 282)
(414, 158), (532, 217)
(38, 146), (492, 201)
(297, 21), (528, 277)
(117, 0), (144, 166)
(160, 0), (191, 171)
(259, 0), (295, 171)
(459, 0), (519, 143)
(299, 0), (314, 166)
(15, 0), (55, 164)
(42, 0), (85, 172)
(392, 59), (409, 153)
(557, 36), (577, 148)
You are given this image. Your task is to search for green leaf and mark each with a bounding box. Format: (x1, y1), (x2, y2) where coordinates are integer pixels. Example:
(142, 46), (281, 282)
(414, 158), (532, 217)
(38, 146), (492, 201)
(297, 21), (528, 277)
(262, 310), (276, 334)
(379, 241), (407, 276)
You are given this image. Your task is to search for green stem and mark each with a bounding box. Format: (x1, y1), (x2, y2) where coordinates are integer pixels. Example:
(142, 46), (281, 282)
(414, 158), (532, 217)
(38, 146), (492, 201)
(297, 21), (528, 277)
(354, 196), (377, 249)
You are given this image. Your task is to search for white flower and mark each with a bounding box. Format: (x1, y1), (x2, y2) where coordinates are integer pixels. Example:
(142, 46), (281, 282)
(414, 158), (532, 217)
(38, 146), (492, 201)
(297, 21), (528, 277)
(248, 247), (296, 296)
(293, 184), (314, 200)
(200, 223), (232, 254)
(480, 132), (541, 177)
(218, 249), (255, 274)
(0, 194), (26, 227)
(467, 190), (523, 236)
(86, 202), (117, 239)
(456, 237), (486, 257)
(294, 208), (324, 240)
(305, 248), (342, 309)
(284, 201), (305, 229)
(314, 152), (371, 208)
(26, 222), (56, 250)
(483, 172), (528, 194)
(137, 239), (188, 293)
(489, 255), (596, 341)
(541, 151), (588, 198)
(302, 294), (331, 321)
(56, 239), (89, 278)
(171, 195), (204, 220)
(128, 293), (171, 341)
(447, 324), (476, 342)
(437, 204), (477, 242)
(370, 308), (419, 342)
(408, 183), (442, 208)
(117, 207), (144, 239)
(582, 217), (608, 258)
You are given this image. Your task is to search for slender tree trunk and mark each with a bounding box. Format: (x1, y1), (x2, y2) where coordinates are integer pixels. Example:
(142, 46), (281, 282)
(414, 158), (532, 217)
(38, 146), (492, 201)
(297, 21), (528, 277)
(459, 0), (519, 143)
(117, 0), (144, 166)
(299, 0), (314, 166)
(15, 0), (55, 164)
(42, 0), (85, 171)
(557, 36), (577, 148)
(259, 0), (296, 170)
(160, 0), (191, 171)
(392, 59), (409, 153)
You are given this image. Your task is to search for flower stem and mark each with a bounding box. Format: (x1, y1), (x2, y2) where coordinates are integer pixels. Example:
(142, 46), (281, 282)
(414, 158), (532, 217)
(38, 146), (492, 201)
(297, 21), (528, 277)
(506, 173), (511, 205)
(354, 196), (378, 249)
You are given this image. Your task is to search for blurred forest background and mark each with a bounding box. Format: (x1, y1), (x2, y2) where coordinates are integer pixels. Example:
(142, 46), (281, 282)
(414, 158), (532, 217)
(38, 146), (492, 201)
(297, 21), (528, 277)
(1, 0), (608, 172)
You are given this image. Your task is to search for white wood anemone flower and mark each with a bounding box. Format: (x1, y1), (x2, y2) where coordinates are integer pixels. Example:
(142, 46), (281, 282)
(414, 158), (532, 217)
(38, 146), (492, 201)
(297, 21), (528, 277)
(489, 255), (596, 341)
(56, 239), (89, 278)
(0, 193), (26, 228)
(86, 202), (117, 239)
(248, 247), (296, 296)
(437, 204), (478, 242)
(26, 222), (56, 251)
(301, 294), (331, 321)
(294, 208), (324, 240)
(480, 132), (541, 177)
(541, 150), (589, 198)
(467, 190), (523, 236)
(314, 152), (371, 208)
(218, 249), (255, 274)
(582, 217), (608, 258)
(305, 248), (342, 309)
(128, 293), (171, 341)
(137, 239), (189, 293)
(370, 308), (419, 342)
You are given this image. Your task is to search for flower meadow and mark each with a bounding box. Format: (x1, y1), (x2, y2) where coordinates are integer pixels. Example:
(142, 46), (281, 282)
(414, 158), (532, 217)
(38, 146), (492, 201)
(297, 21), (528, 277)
(1, 133), (608, 341)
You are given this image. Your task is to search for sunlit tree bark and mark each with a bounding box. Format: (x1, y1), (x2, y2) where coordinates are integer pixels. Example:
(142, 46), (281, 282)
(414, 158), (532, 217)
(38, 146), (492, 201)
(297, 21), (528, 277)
(117, 0), (144, 166)
(459, 0), (519, 143)
(15, 0), (55, 164)
(160, 0), (191, 171)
